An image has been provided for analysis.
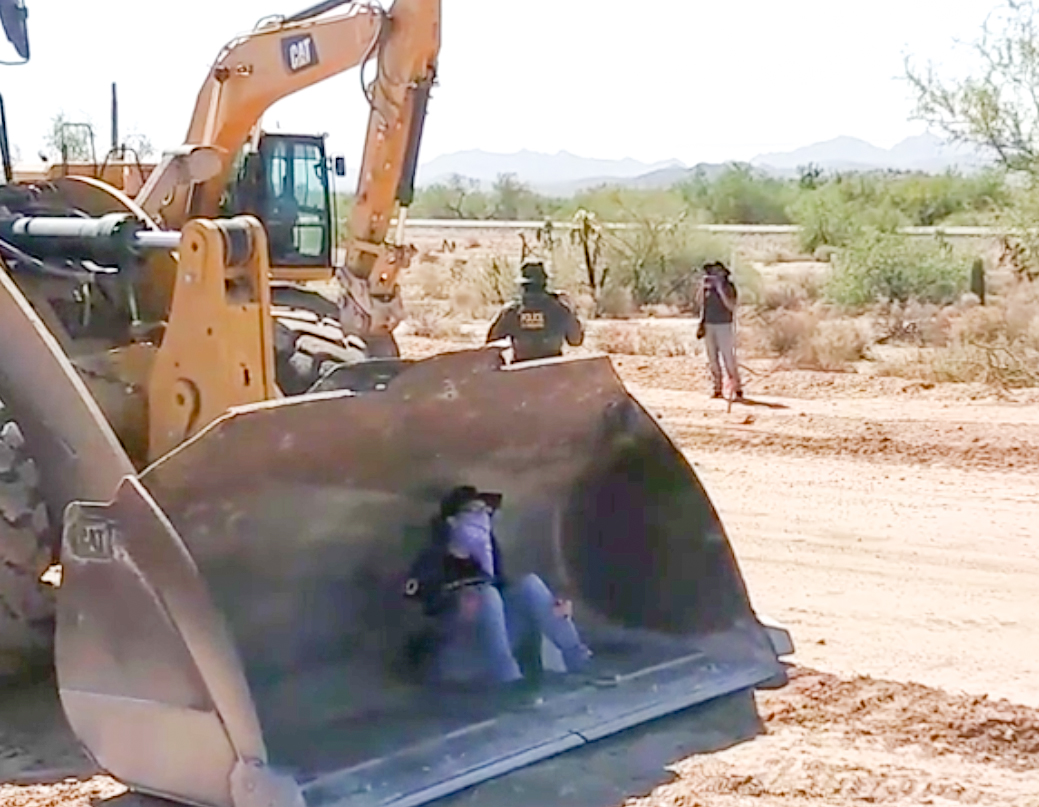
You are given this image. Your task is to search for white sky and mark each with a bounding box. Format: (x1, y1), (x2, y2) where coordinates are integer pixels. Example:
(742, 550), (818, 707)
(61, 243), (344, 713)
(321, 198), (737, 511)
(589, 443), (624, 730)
(0, 0), (1001, 168)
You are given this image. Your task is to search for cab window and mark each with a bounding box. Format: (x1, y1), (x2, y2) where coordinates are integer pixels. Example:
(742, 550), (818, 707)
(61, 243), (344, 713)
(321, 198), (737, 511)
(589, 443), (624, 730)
(261, 138), (331, 267)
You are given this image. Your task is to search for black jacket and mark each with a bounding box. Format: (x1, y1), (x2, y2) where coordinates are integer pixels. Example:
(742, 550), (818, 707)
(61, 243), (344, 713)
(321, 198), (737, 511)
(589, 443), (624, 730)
(404, 517), (508, 616)
(486, 291), (584, 361)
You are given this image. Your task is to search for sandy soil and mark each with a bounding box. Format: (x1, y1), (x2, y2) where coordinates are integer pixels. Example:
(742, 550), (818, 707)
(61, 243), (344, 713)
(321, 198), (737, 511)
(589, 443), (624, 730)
(2, 336), (1037, 806)
(637, 669), (1039, 807)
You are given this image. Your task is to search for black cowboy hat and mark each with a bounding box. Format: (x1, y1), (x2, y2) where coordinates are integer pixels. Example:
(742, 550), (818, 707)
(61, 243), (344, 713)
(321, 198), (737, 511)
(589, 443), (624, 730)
(439, 485), (504, 517)
(519, 262), (549, 287)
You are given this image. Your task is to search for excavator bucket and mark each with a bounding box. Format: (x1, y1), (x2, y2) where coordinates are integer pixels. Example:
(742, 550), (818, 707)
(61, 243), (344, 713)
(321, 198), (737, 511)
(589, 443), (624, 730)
(56, 347), (787, 807)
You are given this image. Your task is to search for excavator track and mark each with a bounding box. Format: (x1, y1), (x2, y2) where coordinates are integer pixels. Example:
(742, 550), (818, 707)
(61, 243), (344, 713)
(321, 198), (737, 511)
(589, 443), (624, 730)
(0, 401), (54, 680)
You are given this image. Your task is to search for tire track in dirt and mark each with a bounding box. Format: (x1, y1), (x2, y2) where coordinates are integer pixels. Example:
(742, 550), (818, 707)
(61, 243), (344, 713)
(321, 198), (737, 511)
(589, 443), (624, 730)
(634, 669), (1039, 807)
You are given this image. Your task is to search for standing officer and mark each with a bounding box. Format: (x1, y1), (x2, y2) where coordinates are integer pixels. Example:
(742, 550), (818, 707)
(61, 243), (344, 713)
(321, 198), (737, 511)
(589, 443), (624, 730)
(486, 262), (584, 361)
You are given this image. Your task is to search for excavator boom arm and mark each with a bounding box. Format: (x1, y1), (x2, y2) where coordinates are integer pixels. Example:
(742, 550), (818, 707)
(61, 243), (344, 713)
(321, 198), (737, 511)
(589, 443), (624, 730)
(138, 0), (441, 343)
(139, 2), (384, 225)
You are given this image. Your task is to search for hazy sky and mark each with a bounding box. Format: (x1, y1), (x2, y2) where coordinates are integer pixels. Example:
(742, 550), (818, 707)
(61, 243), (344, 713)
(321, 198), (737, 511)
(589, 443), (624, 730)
(0, 0), (1002, 167)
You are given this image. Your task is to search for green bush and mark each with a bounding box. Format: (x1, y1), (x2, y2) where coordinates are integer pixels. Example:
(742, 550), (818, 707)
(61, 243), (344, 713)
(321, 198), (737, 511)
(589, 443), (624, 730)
(825, 229), (969, 307)
(883, 170), (1007, 226)
(604, 218), (758, 310)
(556, 186), (689, 222)
(788, 176), (906, 252)
(677, 164), (794, 225)
(411, 173), (564, 220)
(787, 170), (1008, 252)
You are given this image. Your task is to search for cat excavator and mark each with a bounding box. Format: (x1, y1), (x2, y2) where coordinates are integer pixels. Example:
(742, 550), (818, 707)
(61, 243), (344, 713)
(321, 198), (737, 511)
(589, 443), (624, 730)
(48, 0), (439, 369)
(0, 2), (792, 807)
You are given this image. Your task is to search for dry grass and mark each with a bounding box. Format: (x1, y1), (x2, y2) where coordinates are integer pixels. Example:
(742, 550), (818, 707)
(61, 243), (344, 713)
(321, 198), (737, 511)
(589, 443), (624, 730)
(593, 322), (697, 357)
(404, 304), (465, 340)
(401, 232), (1037, 389)
(758, 273), (824, 312)
(596, 286), (639, 318)
(744, 308), (869, 371)
(874, 281), (1039, 388)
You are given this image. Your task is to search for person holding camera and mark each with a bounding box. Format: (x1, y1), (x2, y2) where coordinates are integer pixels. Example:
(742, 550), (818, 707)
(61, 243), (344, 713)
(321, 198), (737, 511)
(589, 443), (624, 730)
(696, 261), (743, 400)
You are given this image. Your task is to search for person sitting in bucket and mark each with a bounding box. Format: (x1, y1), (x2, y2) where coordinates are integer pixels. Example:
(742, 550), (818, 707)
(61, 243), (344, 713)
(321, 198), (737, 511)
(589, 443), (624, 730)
(404, 485), (592, 686)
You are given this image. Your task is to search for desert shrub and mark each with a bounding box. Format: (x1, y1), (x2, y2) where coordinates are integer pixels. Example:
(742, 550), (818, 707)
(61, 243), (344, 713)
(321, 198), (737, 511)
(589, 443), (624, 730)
(883, 170), (1008, 226)
(872, 300), (954, 347)
(677, 164), (795, 224)
(882, 342), (1039, 387)
(474, 255), (515, 306)
(448, 285), (490, 320)
(748, 309), (869, 370)
(758, 273), (823, 311)
(789, 181), (906, 253)
(876, 281), (1039, 387)
(756, 310), (817, 356)
(595, 285), (638, 318)
(443, 252), (516, 309)
(788, 171), (1005, 253)
(995, 189), (1039, 280)
(593, 322), (695, 357)
(410, 174), (564, 221)
(605, 218), (756, 310)
(410, 260), (451, 300)
(810, 319), (871, 369)
(825, 230), (969, 307)
(557, 186), (689, 223)
(406, 305), (464, 340)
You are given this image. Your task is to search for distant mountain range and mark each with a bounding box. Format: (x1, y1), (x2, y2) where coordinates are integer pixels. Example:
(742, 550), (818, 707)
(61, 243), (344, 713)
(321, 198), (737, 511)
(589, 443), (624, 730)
(751, 133), (987, 175)
(413, 134), (990, 195)
(416, 149), (682, 194)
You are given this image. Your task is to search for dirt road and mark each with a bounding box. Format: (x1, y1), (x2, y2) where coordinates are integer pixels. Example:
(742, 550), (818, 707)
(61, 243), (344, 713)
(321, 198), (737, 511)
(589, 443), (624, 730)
(2, 342), (1037, 806)
(614, 351), (1039, 707)
(636, 668), (1039, 807)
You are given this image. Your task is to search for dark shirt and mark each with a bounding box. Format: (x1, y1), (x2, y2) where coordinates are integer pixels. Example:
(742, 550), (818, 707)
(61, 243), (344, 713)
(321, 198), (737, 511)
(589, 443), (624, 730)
(405, 517), (508, 616)
(487, 291), (584, 361)
(702, 277), (738, 324)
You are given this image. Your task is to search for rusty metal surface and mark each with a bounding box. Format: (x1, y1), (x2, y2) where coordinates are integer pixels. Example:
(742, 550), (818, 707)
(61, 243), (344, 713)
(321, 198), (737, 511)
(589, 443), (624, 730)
(122, 347), (781, 804)
(57, 476), (273, 807)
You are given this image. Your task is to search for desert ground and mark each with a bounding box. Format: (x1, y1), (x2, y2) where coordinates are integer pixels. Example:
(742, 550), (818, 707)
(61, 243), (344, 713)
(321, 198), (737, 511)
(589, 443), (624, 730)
(2, 227), (1038, 806)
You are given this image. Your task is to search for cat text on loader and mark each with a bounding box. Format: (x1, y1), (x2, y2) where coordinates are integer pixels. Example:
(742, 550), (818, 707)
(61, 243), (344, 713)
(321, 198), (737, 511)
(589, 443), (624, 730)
(0, 6), (792, 807)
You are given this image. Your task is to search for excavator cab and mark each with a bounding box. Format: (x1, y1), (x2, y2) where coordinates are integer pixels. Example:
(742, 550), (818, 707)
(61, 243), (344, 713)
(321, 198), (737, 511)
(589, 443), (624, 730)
(227, 133), (341, 274)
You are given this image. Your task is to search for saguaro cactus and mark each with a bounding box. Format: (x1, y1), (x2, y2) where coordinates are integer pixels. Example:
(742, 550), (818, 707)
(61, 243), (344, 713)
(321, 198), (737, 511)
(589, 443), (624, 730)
(970, 258), (986, 304)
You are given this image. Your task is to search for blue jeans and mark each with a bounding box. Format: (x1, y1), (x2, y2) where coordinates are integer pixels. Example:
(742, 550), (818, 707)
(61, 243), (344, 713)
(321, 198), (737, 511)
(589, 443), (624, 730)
(431, 574), (588, 685)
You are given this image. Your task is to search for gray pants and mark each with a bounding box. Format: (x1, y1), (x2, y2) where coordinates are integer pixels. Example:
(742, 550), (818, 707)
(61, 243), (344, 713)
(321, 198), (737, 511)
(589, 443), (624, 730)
(704, 322), (742, 394)
(431, 574), (588, 685)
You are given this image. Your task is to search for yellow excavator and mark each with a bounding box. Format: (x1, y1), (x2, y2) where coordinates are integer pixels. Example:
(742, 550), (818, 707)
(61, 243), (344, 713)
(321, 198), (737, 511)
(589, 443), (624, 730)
(41, 0), (439, 366)
(0, 2), (792, 806)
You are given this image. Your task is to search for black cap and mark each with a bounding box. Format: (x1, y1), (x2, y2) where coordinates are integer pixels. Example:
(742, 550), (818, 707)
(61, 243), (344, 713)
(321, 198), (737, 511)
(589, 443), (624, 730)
(520, 262), (548, 288)
(440, 485), (503, 517)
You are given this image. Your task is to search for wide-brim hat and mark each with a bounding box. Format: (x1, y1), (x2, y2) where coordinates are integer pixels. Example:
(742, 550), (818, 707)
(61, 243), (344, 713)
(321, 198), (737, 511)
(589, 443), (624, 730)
(440, 485), (504, 517)
(519, 262), (548, 286)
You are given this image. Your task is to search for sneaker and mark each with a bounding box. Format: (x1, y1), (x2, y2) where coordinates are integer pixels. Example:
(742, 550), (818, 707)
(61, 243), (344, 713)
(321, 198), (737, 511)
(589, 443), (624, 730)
(711, 390), (724, 399)
(734, 390), (745, 401)
(562, 644), (594, 673)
